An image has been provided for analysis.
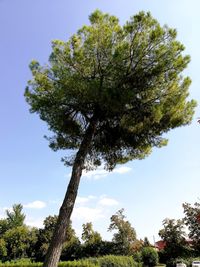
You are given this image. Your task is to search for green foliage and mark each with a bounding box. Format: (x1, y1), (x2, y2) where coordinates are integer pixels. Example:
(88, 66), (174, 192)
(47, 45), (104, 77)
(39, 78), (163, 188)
(0, 204), (38, 262)
(3, 226), (36, 260)
(141, 247), (159, 267)
(183, 202), (200, 254)
(34, 216), (78, 261)
(133, 251), (142, 263)
(0, 220), (9, 237)
(88, 255), (139, 267)
(108, 209), (136, 255)
(60, 239), (81, 261)
(159, 218), (190, 259)
(25, 10), (196, 171)
(0, 256), (139, 267)
(6, 204), (25, 229)
(82, 222), (102, 245)
(0, 238), (7, 258)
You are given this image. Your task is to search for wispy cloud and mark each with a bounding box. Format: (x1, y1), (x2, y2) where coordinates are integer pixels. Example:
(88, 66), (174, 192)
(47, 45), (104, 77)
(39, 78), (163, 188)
(98, 197), (119, 207)
(72, 194), (120, 223)
(0, 208), (4, 219)
(81, 166), (132, 180)
(24, 201), (46, 209)
(113, 166), (131, 174)
(25, 217), (44, 228)
(72, 206), (105, 222)
(76, 195), (96, 205)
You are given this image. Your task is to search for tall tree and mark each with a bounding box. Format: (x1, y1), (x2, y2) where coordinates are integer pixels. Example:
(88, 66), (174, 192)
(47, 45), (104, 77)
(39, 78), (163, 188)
(81, 222), (102, 258)
(108, 209), (136, 255)
(183, 201), (200, 254)
(25, 10), (196, 267)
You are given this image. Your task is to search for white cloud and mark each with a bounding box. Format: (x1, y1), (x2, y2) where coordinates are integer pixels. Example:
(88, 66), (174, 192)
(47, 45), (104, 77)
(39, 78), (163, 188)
(82, 168), (108, 180)
(48, 200), (61, 205)
(113, 166), (131, 174)
(0, 209), (4, 219)
(76, 195), (96, 205)
(82, 166), (131, 180)
(25, 217), (44, 228)
(72, 206), (105, 222)
(98, 197), (119, 207)
(23, 201), (46, 209)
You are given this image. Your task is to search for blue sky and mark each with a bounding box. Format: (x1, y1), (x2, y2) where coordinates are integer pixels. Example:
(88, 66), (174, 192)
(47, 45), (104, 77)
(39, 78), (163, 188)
(0, 0), (199, 243)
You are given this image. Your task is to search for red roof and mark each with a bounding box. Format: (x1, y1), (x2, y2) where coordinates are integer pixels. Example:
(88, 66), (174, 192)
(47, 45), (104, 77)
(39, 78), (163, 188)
(155, 240), (166, 250)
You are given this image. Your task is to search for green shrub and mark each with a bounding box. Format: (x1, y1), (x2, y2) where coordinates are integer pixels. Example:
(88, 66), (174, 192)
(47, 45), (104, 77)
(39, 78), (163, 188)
(133, 251), (142, 263)
(58, 260), (98, 267)
(141, 247), (159, 267)
(88, 255), (139, 267)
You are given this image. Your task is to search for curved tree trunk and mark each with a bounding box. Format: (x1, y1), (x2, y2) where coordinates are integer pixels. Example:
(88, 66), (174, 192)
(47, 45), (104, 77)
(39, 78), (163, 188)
(43, 118), (97, 267)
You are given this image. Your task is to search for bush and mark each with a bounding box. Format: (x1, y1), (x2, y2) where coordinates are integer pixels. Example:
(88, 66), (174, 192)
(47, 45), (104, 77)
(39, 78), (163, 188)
(133, 251), (142, 263)
(58, 260), (97, 267)
(88, 255), (139, 267)
(141, 247), (159, 267)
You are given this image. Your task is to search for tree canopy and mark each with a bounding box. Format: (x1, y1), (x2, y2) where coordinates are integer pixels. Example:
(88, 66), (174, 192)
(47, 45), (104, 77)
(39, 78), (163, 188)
(25, 10), (196, 171)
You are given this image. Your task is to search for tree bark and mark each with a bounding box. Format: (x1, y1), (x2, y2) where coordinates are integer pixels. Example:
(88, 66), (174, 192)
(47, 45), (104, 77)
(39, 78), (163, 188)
(43, 117), (97, 267)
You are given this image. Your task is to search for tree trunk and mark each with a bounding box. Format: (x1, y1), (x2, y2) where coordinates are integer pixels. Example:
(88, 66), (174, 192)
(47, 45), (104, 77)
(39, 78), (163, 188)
(43, 118), (97, 267)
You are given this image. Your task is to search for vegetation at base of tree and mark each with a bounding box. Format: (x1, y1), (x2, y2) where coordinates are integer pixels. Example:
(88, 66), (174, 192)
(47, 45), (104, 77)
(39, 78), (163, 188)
(88, 255), (140, 267)
(25, 8), (196, 266)
(1, 202), (199, 264)
(0, 256), (139, 267)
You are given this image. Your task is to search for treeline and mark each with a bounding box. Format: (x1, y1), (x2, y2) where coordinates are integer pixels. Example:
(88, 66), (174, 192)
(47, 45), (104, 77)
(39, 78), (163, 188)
(0, 207), (156, 263)
(0, 201), (199, 264)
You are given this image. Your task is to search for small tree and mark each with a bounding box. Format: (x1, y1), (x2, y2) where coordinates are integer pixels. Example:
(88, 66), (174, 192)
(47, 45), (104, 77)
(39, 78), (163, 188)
(108, 209), (136, 255)
(183, 201), (200, 254)
(25, 10), (196, 267)
(159, 218), (189, 259)
(3, 226), (33, 260)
